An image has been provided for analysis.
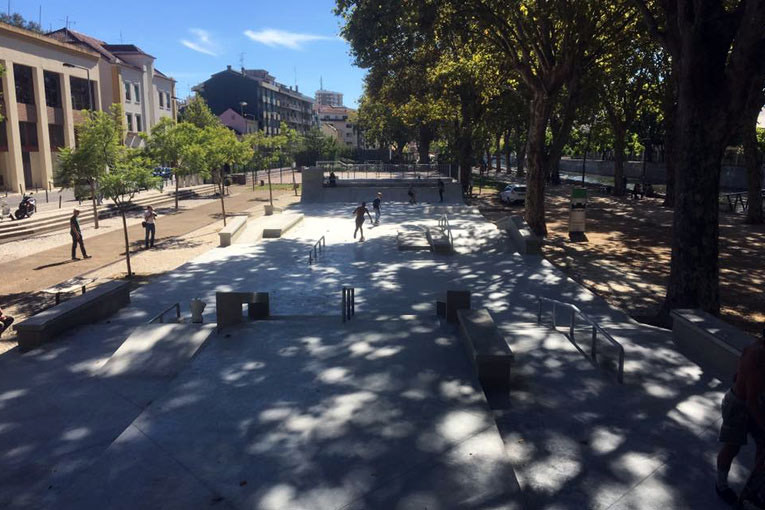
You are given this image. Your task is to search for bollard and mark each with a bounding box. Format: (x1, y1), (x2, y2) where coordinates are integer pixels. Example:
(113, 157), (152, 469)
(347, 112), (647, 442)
(45, 188), (49, 203)
(59, 195), (62, 208)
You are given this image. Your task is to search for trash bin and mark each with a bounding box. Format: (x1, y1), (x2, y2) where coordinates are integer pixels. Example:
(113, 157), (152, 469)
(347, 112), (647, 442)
(569, 188), (587, 233)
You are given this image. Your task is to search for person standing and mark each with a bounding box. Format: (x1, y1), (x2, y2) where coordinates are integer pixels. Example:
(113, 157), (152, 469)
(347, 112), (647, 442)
(438, 179), (445, 203)
(144, 205), (157, 249)
(352, 202), (373, 242)
(372, 193), (382, 225)
(715, 329), (765, 505)
(408, 185), (417, 204)
(70, 209), (90, 260)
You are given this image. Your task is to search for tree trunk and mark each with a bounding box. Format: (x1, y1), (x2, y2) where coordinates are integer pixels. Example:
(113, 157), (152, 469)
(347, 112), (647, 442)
(612, 125), (626, 196)
(744, 116), (764, 224)
(218, 172), (227, 226)
(504, 128), (512, 175)
(90, 180), (99, 228)
(516, 134), (526, 178)
(485, 149), (492, 172)
(417, 124), (433, 164)
(525, 95), (551, 237)
(121, 210), (132, 277)
(457, 130), (473, 187)
(267, 168), (273, 207)
(495, 133), (502, 172)
(662, 70), (678, 208)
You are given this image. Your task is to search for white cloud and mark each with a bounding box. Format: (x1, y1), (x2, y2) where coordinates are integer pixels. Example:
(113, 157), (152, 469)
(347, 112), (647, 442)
(243, 28), (336, 50)
(180, 28), (218, 56)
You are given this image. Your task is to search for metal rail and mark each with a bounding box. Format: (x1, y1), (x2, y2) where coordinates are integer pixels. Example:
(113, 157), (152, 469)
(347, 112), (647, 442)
(308, 236), (326, 265)
(148, 302), (181, 324)
(341, 286), (355, 322)
(438, 214), (454, 248)
(536, 296), (625, 384)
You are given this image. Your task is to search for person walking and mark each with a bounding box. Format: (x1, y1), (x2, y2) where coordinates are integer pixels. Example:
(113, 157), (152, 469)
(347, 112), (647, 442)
(144, 205), (157, 249)
(438, 179), (445, 203)
(70, 209), (90, 260)
(372, 192), (382, 225)
(715, 328), (765, 505)
(0, 307), (14, 338)
(352, 202), (373, 242)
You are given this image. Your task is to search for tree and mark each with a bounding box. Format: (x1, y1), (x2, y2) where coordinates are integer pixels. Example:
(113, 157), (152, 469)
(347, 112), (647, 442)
(633, 0), (765, 315)
(57, 105), (124, 229)
(203, 125), (253, 225)
(180, 95), (220, 129)
(743, 118), (765, 225)
(0, 12), (42, 33)
(144, 118), (209, 210)
(99, 150), (160, 276)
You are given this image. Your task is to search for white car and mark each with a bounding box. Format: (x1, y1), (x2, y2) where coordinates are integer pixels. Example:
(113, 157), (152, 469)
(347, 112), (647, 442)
(500, 184), (526, 204)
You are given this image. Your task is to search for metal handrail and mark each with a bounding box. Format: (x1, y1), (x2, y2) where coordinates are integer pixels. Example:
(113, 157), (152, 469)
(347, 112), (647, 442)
(536, 296), (625, 384)
(308, 236), (326, 265)
(438, 214), (454, 247)
(342, 286), (355, 322)
(148, 303), (181, 324)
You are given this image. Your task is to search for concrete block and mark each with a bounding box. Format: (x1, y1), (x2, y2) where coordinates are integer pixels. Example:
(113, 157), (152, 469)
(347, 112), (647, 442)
(216, 291), (270, 331)
(262, 213), (303, 238)
(671, 308), (754, 382)
(218, 215), (248, 247)
(397, 230), (431, 251)
(446, 290), (471, 324)
(436, 301), (446, 317)
(457, 308), (514, 392)
(15, 280), (130, 351)
(505, 215), (542, 255)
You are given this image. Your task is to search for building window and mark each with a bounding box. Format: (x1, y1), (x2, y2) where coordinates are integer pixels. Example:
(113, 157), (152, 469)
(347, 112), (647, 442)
(134, 84), (140, 104)
(70, 77), (93, 110)
(158, 91), (164, 108)
(13, 64), (34, 105)
(0, 121), (8, 151)
(44, 72), (62, 108)
(48, 124), (65, 151)
(125, 82), (131, 102)
(126, 113), (133, 132)
(19, 122), (38, 151)
(135, 114), (142, 132)
(167, 92), (172, 109)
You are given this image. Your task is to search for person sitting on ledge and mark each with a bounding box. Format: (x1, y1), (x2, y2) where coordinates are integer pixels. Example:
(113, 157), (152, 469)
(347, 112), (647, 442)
(0, 307), (14, 338)
(328, 172), (337, 187)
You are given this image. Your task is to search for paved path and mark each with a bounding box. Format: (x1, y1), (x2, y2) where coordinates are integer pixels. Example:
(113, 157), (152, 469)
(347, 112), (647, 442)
(1, 186), (292, 300)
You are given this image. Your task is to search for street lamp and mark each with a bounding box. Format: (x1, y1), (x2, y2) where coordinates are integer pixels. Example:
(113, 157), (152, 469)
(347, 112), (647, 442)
(63, 63), (92, 110)
(239, 101), (248, 133)
(580, 123), (592, 185)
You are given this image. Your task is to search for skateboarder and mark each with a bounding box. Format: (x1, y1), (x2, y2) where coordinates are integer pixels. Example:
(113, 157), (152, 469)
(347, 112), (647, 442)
(715, 328), (765, 505)
(352, 202), (373, 242)
(70, 209), (91, 260)
(438, 179), (445, 202)
(372, 193), (382, 225)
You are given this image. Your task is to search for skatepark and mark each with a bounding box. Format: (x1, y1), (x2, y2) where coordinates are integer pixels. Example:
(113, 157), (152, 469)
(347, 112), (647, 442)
(0, 169), (748, 509)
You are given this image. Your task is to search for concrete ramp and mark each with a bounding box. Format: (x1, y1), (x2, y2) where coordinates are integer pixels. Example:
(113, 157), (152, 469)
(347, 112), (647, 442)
(262, 212), (304, 238)
(100, 323), (214, 379)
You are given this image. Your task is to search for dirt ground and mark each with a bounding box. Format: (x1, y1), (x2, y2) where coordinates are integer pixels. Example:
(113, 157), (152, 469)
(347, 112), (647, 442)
(475, 183), (765, 336)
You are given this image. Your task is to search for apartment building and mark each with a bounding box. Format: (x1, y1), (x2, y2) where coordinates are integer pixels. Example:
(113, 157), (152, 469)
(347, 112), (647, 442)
(315, 89), (343, 108)
(194, 66), (315, 135)
(315, 104), (360, 149)
(47, 28), (176, 147)
(0, 22), (100, 193)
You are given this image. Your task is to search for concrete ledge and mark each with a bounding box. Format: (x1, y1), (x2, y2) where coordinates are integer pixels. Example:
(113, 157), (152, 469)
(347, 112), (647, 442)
(219, 215), (248, 247)
(262, 213), (304, 239)
(671, 308), (754, 382)
(457, 308), (514, 392)
(426, 227), (453, 254)
(216, 291), (270, 331)
(14, 280), (130, 351)
(502, 215), (542, 255)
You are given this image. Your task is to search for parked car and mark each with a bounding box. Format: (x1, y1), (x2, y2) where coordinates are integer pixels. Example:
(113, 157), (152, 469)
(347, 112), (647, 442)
(499, 184), (526, 204)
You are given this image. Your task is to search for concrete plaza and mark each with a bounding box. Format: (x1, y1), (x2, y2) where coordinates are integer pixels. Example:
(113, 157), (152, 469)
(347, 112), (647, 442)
(0, 197), (746, 509)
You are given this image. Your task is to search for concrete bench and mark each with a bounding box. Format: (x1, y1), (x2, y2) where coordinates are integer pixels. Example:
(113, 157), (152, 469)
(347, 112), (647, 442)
(15, 280), (130, 351)
(457, 308), (514, 392)
(500, 215), (542, 255)
(218, 215), (248, 247)
(262, 213), (304, 239)
(216, 291), (270, 332)
(671, 308), (755, 382)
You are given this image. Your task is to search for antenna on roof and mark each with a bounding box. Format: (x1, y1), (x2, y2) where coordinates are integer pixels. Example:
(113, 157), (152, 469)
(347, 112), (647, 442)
(294, 66), (297, 88)
(320, 76), (323, 91)
(239, 52), (245, 70)
(7, 0), (10, 16)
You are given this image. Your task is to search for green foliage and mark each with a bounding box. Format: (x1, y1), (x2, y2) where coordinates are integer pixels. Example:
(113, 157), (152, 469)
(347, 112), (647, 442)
(1, 12), (42, 33)
(202, 124), (254, 181)
(294, 127), (347, 166)
(144, 117), (210, 179)
(179, 95), (220, 129)
(57, 104), (124, 188)
(99, 149), (161, 208)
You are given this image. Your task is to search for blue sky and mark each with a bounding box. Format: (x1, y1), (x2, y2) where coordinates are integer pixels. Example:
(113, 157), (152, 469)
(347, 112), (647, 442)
(19, 0), (365, 106)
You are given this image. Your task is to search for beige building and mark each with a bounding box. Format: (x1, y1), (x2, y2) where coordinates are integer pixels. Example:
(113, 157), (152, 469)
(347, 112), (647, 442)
(0, 22), (101, 193)
(48, 29), (177, 147)
(315, 104), (361, 149)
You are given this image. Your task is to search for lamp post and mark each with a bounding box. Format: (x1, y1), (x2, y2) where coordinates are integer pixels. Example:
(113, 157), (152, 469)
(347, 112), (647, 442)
(581, 123), (592, 185)
(239, 101), (248, 133)
(63, 63), (92, 110)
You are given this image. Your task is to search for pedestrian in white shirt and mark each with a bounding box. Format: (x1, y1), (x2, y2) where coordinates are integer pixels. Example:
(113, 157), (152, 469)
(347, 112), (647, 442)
(143, 206), (157, 249)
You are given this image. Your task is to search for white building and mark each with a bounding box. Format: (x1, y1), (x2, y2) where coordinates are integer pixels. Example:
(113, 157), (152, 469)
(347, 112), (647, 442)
(47, 29), (176, 146)
(315, 105), (359, 149)
(315, 89), (343, 108)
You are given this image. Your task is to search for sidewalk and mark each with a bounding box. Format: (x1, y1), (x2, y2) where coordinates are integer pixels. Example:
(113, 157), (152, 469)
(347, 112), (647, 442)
(0, 187), (296, 328)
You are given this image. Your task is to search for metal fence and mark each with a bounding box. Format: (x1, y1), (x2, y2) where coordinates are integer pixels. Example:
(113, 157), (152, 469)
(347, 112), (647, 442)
(318, 161), (453, 180)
